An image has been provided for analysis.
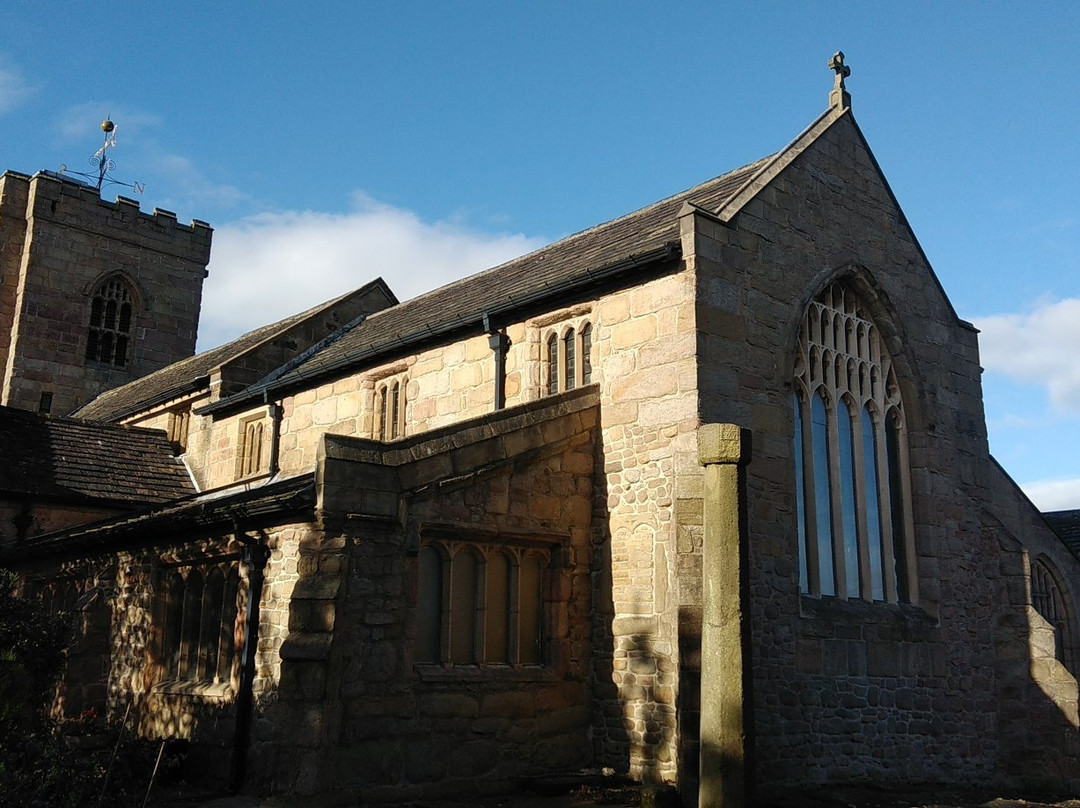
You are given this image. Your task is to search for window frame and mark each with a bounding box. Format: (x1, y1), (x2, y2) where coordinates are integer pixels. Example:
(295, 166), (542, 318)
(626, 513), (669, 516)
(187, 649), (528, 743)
(375, 375), (407, 441)
(153, 557), (242, 695)
(85, 276), (136, 368)
(236, 414), (267, 480)
(542, 319), (593, 396)
(793, 281), (916, 605)
(414, 533), (553, 671)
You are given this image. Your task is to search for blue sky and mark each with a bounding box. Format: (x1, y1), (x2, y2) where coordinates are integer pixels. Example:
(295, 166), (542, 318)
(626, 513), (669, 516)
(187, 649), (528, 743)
(2, 2), (1079, 509)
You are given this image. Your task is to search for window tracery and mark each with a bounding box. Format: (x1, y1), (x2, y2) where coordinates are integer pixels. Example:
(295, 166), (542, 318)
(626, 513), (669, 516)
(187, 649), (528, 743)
(793, 281), (914, 603)
(85, 277), (135, 367)
(1032, 556), (1074, 670)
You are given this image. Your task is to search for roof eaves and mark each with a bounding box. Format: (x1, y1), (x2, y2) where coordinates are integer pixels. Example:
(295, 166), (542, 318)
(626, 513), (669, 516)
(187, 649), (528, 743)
(198, 241), (682, 417)
(716, 105), (844, 222)
(0, 473), (316, 565)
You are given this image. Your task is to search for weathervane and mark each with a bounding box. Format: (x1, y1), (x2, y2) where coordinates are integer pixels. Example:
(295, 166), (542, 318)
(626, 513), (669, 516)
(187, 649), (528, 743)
(59, 118), (145, 194)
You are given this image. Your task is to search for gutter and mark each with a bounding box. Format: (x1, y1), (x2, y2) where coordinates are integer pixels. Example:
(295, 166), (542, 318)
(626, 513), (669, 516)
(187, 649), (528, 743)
(199, 242), (682, 418)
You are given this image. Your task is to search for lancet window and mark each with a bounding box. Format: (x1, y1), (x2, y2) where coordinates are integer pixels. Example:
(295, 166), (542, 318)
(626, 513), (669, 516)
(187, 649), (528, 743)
(544, 321), (593, 396)
(376, 376), (407, 440)
(415, 539), (547, 666)
(793, 281), (915, 603)
(237, 416), (266, 479)
(155, 561), (240, 686)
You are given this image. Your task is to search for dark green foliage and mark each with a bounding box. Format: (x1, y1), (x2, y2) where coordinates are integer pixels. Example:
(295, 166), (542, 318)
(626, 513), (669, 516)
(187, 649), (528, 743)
(0, 570), (164, 807)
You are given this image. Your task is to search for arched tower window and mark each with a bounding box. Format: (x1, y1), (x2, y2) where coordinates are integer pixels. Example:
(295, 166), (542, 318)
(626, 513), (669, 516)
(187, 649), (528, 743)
(793, 281), (914, 603)
(85, 277), (135, 366)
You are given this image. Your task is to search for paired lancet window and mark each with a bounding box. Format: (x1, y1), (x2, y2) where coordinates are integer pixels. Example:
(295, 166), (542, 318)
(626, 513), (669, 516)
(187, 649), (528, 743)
(156, 561), (240, 686)
(376, 376), (406, 440)
(793, 281), (914, 603)
(85, 277), (135, 367)
(545, 322), (592, 396)
(237, 416), (266, 479)
(415, 540), (547, 666)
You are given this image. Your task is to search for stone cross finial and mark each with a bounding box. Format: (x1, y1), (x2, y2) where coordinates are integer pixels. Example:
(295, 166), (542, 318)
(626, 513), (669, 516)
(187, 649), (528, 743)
(828, 51), (851, 110)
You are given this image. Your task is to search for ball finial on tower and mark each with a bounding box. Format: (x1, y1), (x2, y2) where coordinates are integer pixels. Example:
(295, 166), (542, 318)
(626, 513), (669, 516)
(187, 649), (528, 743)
(100, 119), (115, 134)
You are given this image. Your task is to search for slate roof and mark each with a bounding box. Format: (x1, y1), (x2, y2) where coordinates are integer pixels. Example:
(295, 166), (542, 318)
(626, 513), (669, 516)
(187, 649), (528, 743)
(0, 473), (315, 564)
(75, 280), (394, 422)
(71, 145), (775, 423)
(0, 406), (195, 506)
(201, 155), (774, 414)
(1044, 510), (1080, 559)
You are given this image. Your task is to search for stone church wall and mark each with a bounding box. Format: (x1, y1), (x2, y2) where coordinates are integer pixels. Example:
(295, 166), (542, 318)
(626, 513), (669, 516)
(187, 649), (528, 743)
(684, 112), (1080, 794)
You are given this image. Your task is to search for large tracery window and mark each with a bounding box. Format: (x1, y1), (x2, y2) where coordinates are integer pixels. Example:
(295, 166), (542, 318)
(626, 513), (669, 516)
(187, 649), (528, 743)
(793, 281), (915, 604)
(85, 277), (135, 366)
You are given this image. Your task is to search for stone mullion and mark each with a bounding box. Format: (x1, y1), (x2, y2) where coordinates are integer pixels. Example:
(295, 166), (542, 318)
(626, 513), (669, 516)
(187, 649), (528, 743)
(874, 414), (899, 604)
(850, 402), (873, 601)
(438, 546), (453, 664)
(890, 415), (918, 605)
(825, 393), (849, 598)
(797, 391), (822, 597)
(508, 554), (522, 664)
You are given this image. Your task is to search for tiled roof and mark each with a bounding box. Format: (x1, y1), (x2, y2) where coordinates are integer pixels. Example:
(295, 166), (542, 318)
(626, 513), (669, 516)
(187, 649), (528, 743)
(0, 406), (195, 505)
(0, 473), (315, 564)
(75, 279), (395, 422)
(1044, 510), (1080, 559)
(207, 156), (773, 412)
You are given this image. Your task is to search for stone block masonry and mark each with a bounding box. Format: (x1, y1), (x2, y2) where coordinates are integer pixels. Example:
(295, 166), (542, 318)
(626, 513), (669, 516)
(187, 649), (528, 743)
(0, 170), (211, 415)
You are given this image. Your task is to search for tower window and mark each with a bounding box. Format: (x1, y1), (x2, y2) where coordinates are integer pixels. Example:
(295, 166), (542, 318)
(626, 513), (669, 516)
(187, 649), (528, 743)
(85, 278), (134, 367)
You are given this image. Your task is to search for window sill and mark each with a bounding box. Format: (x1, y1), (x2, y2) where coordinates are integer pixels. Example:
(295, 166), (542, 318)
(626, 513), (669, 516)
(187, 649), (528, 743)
(799, 593), (937, 631)
(414, 663), (557, 683)
(151, 679), (235, 699)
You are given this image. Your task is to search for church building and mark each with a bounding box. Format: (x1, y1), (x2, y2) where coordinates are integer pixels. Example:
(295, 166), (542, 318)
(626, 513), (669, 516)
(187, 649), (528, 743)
(3, 57), (1080, 806)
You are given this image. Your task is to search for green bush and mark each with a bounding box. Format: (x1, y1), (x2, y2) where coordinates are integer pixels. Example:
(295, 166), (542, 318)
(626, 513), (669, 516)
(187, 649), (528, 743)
(0, 570), (163, 807)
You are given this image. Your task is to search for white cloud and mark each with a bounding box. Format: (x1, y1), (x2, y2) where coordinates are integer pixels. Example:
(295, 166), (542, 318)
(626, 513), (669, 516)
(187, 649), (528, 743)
(54, 102), (162, 144)
(198, 193), (548, 350)
(1020, 478), (1080, 513)
(0, 58), (35, 115)
(975, 298), (1080, 415)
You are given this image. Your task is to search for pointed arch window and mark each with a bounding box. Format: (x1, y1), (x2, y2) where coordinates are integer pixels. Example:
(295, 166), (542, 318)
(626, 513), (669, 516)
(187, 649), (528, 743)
(793, 281), (915, 603)
(155, 560), (240, 686)
(85, 277), (135, 366)
(1032, 557), (1075, 670)
(543, 320), (593, 396)
(415, 538), (549, 666)
(375, 375), (407, 441)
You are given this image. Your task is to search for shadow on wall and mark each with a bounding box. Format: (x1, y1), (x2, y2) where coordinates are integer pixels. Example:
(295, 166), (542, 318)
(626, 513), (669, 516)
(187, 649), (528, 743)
(998, 539), (1080, 790)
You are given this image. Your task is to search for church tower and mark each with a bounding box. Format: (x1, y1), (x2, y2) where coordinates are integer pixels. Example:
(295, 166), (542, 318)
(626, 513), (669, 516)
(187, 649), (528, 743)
(0, 169), (212, 416)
